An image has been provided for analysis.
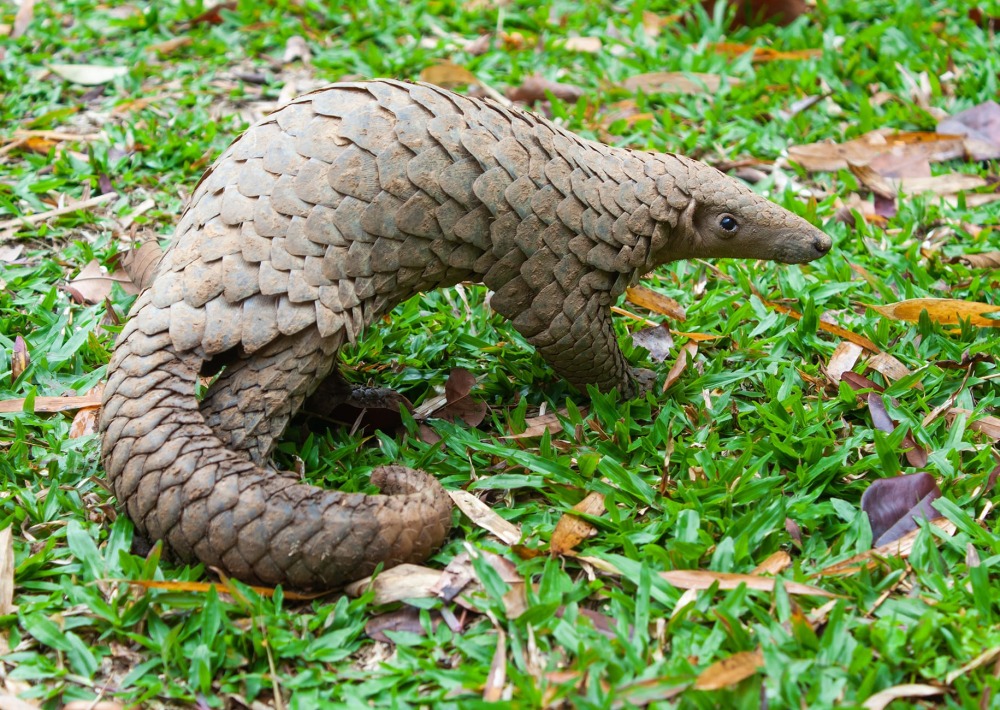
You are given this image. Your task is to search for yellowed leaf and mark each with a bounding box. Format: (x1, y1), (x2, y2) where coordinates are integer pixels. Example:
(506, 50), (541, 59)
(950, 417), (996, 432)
(660, 569), (840, 597)
(708, 42), (821, 62)
(146, 36), (193, 55)
(869, 298), (1000, 327)
(550, 491), (605, 556)
(625, 285), (686, 320)
(766, 300), (880, 352)
(751, 550), (792, 576)
(419, 62), (480, 88)
(694, 650), (764, 690)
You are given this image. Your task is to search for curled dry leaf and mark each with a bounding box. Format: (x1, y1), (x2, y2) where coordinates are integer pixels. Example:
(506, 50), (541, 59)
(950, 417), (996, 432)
(419, 62), (480, 89)
(693, 650), (764, 690)
(869, 298), (1000, 327)
(366, 607), (440, 642)
(48, 63), (128, 86)
(861, 472), (942, 547)
(483, 629), (507, 702)
(663, 342), (698, 392)
(550, 491), (606, 556)
(950, 251), (1000, 269)
(11, 335), (28, 384)
(861, 684), (944, 710)
(751, 550), (792, 576)
(506, 75), (584, 104)
(946, 408), (1000, 441)
(66, 259), (139, 304)
(631, 326), (675, 363)
(429, 368), (487, 427)
(504, 406), (582, 439)
(865, 351), (920, 389)
(764, 299), (880, 352)
(625, 285), (686, 320)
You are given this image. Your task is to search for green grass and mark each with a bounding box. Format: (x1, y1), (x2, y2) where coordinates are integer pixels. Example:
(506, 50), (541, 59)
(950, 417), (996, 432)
(2, 0), (999, 707)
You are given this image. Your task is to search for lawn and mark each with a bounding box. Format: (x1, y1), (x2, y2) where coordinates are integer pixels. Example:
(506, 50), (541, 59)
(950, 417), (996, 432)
(1, 0), (999, 707)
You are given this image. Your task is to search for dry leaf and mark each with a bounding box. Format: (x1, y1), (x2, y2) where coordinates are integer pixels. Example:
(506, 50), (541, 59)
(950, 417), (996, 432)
(862, 684), (944, 710)
(765, 300), (880, 352)
(11, 0), (34, 39)
(449, 490), (522, 545)
(506, 75), (584, 104)
(946, 408), (1000, 441)
(869, 298), (1000, 327)
(622, 72), (734, 95)
(366, 607), (438, 642)
(817, 518), (957, 576)
(951, 251), (1000, 269)
(146, 36), (193, 55)
(282, 35), (311, 64)
(693, 650), (764, 690)
(625, 285), (686, 320)
(663, 342), (698, 392)
(751, 550), (792, 576)
(344, 564), (442, 604)
(937, 100), (1000, 160)
(708, 42), (821, 62)
(483, 630), (507, 702)
(419, 62), (479, 88)
(187, 2), (237, 26)
(660, 569), (839, 597)
(48, 63), (128, 85)
(550, 492), (605, 556)
(504, 407), (582, 439)
(429, 368), (487, 427)
(66, 259), (139, 304)
(69, 406), (101, 439)
(562, 36), (602, 53)
(865, 352), (918, 387)
(862, 473), (942, 547)
(825, 341), (864, 384)
(631, 326), (675, 363)
(11, 335), (27, 384)
(701, 0), (807, 27)
(788, 130), (966, 173)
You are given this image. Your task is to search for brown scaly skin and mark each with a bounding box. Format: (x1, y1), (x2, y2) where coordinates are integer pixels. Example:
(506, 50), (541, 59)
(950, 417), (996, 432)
(99, 80), (831, 590)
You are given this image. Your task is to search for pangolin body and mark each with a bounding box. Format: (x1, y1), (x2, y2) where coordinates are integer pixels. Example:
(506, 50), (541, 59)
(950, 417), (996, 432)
(99, 80), (831, 589)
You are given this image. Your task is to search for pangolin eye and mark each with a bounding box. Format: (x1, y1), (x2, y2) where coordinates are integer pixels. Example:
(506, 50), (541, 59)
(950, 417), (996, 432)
(719, 215), (739, 233)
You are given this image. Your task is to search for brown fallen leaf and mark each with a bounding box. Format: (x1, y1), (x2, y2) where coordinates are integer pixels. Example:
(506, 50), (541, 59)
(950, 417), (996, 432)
(788, 130), (966, 173)
(344, 564), (443, 604)
(10, 335), (28, 384)
(625, 285), (686, 320)
(825, 340), (864, 385)
(124, 578), (318, 601)
(862, 472), (942, 547)
(483, 629), (507, 702)
(186, 2), (237, 26)
(504, 407), (582, 439)
(146, 36), (193, 55)
(282, 35), (311, 65)
(751, 550), (792, 576)
(865, 351), (920, 388)
(631, 325), (675, 363)
(660, 569), (839, 597)
(366, 607), (441, 642)
(937, 100), (1000, 161)
(429, 368), (487, 427)
(11, 0), (34, 38)
(693, 650), (764, 690)
(869, 298), (1000, 327)
(946, 408), (1000, 441)
(622, 72), (734, 95)
(701, 0), (807, 27)
(865, 393), (927, 468)
(550, 491), (605, 556)
(506, 75), (584, 104)
(862, 684), (945, 710)
(663, 341), (698, 392)
(419, 61), (480, 89)
(816, 517), (957, 576)
(949, 251), (1000, 269)
(65, 259), (139, 304)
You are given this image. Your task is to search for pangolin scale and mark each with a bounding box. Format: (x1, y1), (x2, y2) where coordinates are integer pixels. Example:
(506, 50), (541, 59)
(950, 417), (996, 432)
(99, 79), (831, 590)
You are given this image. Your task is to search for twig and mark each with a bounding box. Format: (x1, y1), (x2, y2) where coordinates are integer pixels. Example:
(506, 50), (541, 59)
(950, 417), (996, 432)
(0, 193), (115, 232)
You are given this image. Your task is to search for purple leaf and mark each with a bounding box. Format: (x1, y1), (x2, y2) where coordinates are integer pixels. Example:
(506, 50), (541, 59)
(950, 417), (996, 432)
(861, 472), (942, 547)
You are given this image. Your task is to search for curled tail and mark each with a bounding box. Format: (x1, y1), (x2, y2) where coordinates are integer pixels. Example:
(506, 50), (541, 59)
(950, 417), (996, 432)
(99, 294), (452, 590)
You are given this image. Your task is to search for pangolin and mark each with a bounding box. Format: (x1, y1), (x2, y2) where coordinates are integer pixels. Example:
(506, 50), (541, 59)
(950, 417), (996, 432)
(99, 80), (831, 590)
